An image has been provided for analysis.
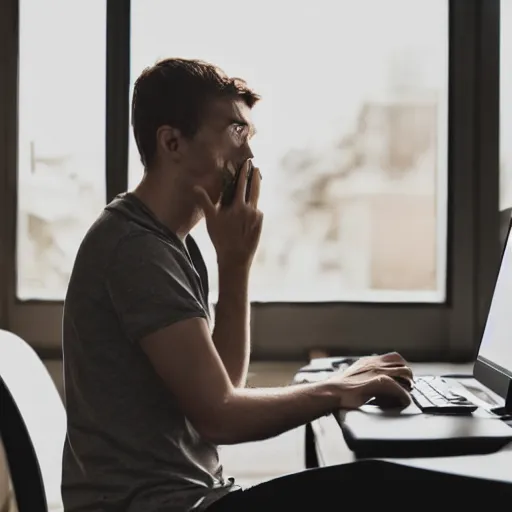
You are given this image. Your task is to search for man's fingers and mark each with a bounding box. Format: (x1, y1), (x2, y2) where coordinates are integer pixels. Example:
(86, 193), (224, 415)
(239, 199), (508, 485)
(374, 375), (411, 406)
(380, 351), (407, 365)
(381, 365), (414, 382)
(194, 186), (216, 218)
(247, 166), (261, 208)
(234, 160), (250, 205)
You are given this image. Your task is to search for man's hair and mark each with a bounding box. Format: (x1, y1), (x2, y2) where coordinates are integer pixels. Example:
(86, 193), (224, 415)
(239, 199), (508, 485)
(131, 58), (261, 168)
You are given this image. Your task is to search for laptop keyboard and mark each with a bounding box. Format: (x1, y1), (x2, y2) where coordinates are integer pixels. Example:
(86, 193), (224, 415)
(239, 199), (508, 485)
(411, 376), (478, 414)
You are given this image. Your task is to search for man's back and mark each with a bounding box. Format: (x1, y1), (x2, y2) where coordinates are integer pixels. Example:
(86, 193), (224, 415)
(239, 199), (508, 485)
(61, 194), (234, 512)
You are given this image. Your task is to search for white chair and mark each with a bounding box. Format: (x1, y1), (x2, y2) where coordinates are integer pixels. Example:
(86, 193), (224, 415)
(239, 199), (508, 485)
(0, 329), (66, 511)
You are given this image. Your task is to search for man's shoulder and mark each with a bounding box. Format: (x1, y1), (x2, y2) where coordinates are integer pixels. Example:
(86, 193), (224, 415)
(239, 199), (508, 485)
(97, 222), (195, 290)
(82, 194), (192, 268)
(81, 207), (180, 259)
(69, 208), (165, 279)
(70, 206), (198, 301)
(75, 209), (135, 264)
(112, 227), (188, 266)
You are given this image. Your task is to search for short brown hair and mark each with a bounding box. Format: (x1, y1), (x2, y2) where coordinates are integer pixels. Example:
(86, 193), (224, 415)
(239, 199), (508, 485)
(131, 58), (261, 168)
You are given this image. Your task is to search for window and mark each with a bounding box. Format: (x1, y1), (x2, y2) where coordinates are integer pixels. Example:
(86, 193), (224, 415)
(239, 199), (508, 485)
(0, 0), (490, 357)
(501, 0), (512, 213)
(17, 0), (106, 301)
(129, 0), (449, 303)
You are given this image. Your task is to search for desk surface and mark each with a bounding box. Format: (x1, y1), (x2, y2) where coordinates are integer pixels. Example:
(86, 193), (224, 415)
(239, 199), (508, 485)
(305, 362), (512, 484)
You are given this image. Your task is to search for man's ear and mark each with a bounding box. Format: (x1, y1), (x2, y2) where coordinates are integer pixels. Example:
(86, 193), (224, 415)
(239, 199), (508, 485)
(156, 125), (183, 161)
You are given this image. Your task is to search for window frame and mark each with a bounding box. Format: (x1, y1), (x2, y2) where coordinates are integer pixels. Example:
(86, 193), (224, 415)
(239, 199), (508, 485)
(0, 0), (502, 361)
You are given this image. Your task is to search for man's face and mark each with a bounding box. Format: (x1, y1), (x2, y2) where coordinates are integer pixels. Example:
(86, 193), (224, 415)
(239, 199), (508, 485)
(181, 97), (256, 204)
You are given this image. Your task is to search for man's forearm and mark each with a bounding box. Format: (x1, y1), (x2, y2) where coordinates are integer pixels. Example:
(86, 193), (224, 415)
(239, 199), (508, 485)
(212, 264), (251, 387)
(206, 380), (340, 445)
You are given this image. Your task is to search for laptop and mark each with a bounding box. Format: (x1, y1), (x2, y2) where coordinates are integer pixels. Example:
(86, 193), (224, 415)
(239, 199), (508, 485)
(338, 220), (512, 458)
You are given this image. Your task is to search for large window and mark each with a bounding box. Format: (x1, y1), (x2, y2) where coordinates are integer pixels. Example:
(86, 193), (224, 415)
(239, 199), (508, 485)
(0, 0), (498, 358)
(129, 0), (449, 303)
(16, 0), (106, 301)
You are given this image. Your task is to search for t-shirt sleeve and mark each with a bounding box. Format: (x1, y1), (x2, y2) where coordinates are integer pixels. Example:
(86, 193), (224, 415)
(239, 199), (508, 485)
(106, 233), (208, 343)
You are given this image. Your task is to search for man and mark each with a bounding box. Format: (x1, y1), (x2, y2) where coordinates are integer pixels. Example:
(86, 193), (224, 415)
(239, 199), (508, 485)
(61, 58), (413, 512)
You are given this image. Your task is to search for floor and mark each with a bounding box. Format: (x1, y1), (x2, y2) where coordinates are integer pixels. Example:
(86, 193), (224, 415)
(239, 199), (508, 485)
(44, 360), (307, 488)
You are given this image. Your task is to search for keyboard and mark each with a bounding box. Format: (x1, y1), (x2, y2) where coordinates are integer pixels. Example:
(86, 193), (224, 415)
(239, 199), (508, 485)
(411, 376), (478, 414)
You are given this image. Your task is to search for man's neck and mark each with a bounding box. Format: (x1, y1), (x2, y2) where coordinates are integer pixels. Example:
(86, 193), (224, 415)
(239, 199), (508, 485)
(132, 171), (202, 240)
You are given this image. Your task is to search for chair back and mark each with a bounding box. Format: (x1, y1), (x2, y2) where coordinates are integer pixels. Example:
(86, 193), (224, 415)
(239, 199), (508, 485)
(0, 330), (66, 511)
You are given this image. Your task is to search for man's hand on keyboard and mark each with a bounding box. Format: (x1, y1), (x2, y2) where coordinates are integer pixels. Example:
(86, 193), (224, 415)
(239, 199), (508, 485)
(327, 352), (413, 409)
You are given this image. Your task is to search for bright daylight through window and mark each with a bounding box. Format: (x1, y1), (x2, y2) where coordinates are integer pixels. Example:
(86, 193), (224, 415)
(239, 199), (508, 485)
(16, 0), (448, 304)
(129, 0), (449, 303)
(16, 0), (106, 300)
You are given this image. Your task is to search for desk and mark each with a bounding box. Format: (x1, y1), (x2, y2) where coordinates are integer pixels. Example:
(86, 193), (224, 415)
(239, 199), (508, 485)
(301, 362), (512, 484)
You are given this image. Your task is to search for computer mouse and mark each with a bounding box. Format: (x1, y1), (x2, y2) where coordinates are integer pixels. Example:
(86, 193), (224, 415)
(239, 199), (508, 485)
(366, 394), (408, 409)
(365, 377), (412, 409)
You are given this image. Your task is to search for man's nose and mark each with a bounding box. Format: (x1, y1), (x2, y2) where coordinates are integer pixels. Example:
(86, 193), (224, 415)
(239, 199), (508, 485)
(241, 143), (254, 161)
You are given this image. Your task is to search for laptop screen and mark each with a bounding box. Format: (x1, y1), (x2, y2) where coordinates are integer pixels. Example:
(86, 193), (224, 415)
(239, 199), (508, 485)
(478, 227), (512, 378)
(474, 222), (512, 400)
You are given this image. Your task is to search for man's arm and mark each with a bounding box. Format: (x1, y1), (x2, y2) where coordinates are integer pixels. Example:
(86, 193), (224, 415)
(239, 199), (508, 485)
(140, 318), (412, 445)
(211, 263), (251, 388)
(140, 316), (341, 445)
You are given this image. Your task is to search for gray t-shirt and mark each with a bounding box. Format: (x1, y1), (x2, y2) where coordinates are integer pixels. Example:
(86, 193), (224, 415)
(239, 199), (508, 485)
(61, 193), (234, 512)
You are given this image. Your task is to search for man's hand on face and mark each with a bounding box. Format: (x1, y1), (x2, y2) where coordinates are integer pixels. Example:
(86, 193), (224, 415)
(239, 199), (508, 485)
(328, 352), (414, 410)
(195, 160), (263, 270)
